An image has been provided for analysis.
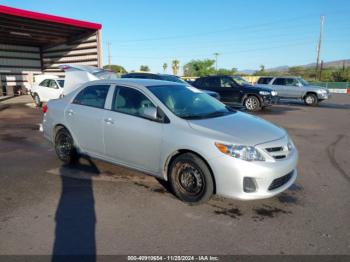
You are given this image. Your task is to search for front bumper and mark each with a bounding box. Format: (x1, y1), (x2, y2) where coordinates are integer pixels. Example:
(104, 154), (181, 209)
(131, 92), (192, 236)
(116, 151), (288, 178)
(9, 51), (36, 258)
(260, 95), (275, 107)
(208, 147), (298, 200)
(317, 92), (331, 100)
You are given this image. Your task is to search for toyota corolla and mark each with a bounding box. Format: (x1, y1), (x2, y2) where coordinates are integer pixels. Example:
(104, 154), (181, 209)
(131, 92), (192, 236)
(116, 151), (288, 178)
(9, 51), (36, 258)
(43, 78), (298, 204)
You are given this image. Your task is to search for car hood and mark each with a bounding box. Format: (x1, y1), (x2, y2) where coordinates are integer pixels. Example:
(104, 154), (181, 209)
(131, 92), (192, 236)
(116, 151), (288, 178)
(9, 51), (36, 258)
(243, 84), (273, 92)
(188, 111), (286, 146)
(305, 85), (328, 92)
(203, 90), (217, 95)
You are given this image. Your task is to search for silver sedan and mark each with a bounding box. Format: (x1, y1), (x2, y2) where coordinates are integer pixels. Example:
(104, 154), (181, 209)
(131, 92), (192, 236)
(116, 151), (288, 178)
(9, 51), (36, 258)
(43, 79), (298, 204)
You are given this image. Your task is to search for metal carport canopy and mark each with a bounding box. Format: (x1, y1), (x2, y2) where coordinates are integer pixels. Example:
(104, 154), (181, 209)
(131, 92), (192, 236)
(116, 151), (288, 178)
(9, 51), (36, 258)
(0, 5), (102, 48)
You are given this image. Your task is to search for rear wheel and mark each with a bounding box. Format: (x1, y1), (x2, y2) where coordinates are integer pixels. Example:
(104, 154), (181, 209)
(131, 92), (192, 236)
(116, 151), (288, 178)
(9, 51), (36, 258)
(55, 128), (77, 165)
(304, 93), (318, 106)
(244, 96), (261, 111)
(33, 94), (42, 107)
(169, 153), (214, 205)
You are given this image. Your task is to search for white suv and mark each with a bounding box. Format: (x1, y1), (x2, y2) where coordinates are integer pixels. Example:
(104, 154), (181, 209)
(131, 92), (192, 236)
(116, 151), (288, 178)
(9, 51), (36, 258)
(32, 77), (65, 106)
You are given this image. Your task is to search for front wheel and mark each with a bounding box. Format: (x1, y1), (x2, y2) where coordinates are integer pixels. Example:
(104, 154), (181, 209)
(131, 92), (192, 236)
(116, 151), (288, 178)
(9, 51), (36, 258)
(33, 94), (42, 107)
(304, 93), (318, 106)
(55, 128), (77, 165)
(244, 96), (261, 111)
(169, 153), (214, 205)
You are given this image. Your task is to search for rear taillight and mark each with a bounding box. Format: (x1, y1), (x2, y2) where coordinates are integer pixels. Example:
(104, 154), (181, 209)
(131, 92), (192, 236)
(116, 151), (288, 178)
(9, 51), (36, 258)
(42, 104), (48, 113)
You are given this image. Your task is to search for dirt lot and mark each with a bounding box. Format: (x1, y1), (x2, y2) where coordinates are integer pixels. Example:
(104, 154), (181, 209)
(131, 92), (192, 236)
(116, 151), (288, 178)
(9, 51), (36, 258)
(0, 94), (349, 256)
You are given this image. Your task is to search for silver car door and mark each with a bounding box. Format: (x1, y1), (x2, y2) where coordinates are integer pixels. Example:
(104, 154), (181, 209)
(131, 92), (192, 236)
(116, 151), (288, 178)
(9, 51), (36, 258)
(103, 86), (163, 173)
(284, 78), (302, 98)
(271, 78), (288, 97)
(65, 84), (110, 156)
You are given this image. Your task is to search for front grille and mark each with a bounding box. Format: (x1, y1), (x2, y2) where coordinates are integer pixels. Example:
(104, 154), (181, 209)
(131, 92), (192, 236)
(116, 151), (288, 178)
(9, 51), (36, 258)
(268, 171), (293, 191)
(274, 155), (286, 160)
(266, 147), (284, 152)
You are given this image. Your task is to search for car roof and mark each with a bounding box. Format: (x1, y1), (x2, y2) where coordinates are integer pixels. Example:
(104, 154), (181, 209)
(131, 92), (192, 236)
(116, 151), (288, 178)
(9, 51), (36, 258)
(82, 78), (183, 88)
(259, 76), (299, 78)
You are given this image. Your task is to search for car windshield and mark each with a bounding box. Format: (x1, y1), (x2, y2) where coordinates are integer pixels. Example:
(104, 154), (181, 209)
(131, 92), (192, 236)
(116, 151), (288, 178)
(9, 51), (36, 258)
(57, 80), (65, 88)
(148, 84), (235, 119)
(161, 75), (187, 84)
(298, 78), (309, 86)
(232, 76), (250, 86)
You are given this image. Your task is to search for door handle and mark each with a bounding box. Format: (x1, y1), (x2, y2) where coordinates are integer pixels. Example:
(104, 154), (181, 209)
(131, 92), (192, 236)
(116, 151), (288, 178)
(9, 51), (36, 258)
(104, 118), (114, 124)
(67, 109), (74, 116)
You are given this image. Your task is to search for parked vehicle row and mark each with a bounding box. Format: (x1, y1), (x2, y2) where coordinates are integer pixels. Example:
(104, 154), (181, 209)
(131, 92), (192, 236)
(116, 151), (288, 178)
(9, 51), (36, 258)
(122, 72), (221, 100)
(42, 65), (298, 205)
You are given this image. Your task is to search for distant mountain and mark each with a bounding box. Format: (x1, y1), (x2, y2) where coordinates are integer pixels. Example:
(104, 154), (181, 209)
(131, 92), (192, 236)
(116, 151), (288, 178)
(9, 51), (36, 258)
(266, 59), (350, 72)
(239, 69), (256, 74)
(301, 59), (350, 69)
(266, 65), (289, 72)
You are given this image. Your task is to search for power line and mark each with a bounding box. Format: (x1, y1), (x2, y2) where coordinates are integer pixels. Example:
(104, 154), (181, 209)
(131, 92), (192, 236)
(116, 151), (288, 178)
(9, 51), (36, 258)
(116, 14), (319, 43)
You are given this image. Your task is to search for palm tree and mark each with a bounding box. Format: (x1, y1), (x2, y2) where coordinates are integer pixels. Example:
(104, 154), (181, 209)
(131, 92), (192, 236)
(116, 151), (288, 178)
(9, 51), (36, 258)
(172, 59), (180, 75)
(163, 63), (168, 73)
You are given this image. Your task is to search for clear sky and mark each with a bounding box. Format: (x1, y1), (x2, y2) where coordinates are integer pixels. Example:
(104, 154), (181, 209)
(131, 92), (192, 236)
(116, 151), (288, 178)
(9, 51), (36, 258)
(2, 0), (350, 73)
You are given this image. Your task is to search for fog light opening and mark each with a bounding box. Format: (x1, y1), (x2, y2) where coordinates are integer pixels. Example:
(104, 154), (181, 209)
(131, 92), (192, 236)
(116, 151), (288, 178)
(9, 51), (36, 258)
(243, 177), (257, 193)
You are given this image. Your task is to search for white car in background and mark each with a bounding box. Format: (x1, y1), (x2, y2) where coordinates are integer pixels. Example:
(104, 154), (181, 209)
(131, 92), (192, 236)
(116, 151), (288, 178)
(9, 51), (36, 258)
(31, 76), (65, 106)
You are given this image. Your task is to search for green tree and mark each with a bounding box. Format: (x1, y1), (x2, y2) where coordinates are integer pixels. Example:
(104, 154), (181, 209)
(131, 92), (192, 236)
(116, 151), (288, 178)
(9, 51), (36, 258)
(163, 63), (168, 72)
(288, 66), (304, 76)
(216, 67), (238, 76)
(140, 65), (150, 72)
(103, 64), (127, 74)
(172, 60), (180, 75)
(184, 59), (216, 77)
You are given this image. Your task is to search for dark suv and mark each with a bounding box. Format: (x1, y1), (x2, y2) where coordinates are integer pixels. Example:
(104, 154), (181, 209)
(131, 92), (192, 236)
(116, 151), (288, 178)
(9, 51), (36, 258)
(122, 73), (220, 100)
(192, 75), (277, 111)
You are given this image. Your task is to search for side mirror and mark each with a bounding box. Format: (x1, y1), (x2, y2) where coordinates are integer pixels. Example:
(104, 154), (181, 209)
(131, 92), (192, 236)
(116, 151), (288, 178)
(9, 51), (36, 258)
(143, 107), (158, 120)
(295, 82), (303, 87)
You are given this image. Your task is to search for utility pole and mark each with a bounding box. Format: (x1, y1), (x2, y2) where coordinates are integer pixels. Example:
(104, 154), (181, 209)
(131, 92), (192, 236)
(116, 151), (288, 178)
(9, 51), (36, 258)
(107, 41), (112, 70)
(214, 53), (219, 73)
(315, 15), (325, 80)
(319, 60), (324, 81)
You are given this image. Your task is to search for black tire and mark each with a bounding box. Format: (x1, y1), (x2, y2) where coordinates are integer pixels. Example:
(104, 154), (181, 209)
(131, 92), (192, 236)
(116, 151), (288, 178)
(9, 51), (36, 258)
(54, 128), (77, 165)
(244, 95), (261, 111)
(304, 93), (318, 106)
(33, 93), (42, 107)
(169, 153), (214, 205)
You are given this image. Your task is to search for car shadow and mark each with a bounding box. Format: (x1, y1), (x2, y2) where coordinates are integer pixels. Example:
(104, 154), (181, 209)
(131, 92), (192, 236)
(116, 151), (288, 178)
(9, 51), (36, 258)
(277, 100), (350, 110)
(52, 156), (98, 262)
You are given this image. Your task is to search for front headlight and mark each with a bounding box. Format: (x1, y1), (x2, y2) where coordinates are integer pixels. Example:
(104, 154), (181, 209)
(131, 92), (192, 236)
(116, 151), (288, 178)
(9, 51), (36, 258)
(215, 143), (265, 161)
(317, 89), (327, 94)
(287, 137), (295, 151)
(259, 91), (270, 96)
(271, 91), (278, 96)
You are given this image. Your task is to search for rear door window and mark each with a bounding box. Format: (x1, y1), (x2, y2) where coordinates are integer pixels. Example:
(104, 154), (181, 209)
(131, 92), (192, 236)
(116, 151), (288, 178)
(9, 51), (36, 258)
(272, 78), (287, 85)
(202, 77), (219, 89)
(73, 85), (110, 109)
(257, 77), (273, 84)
